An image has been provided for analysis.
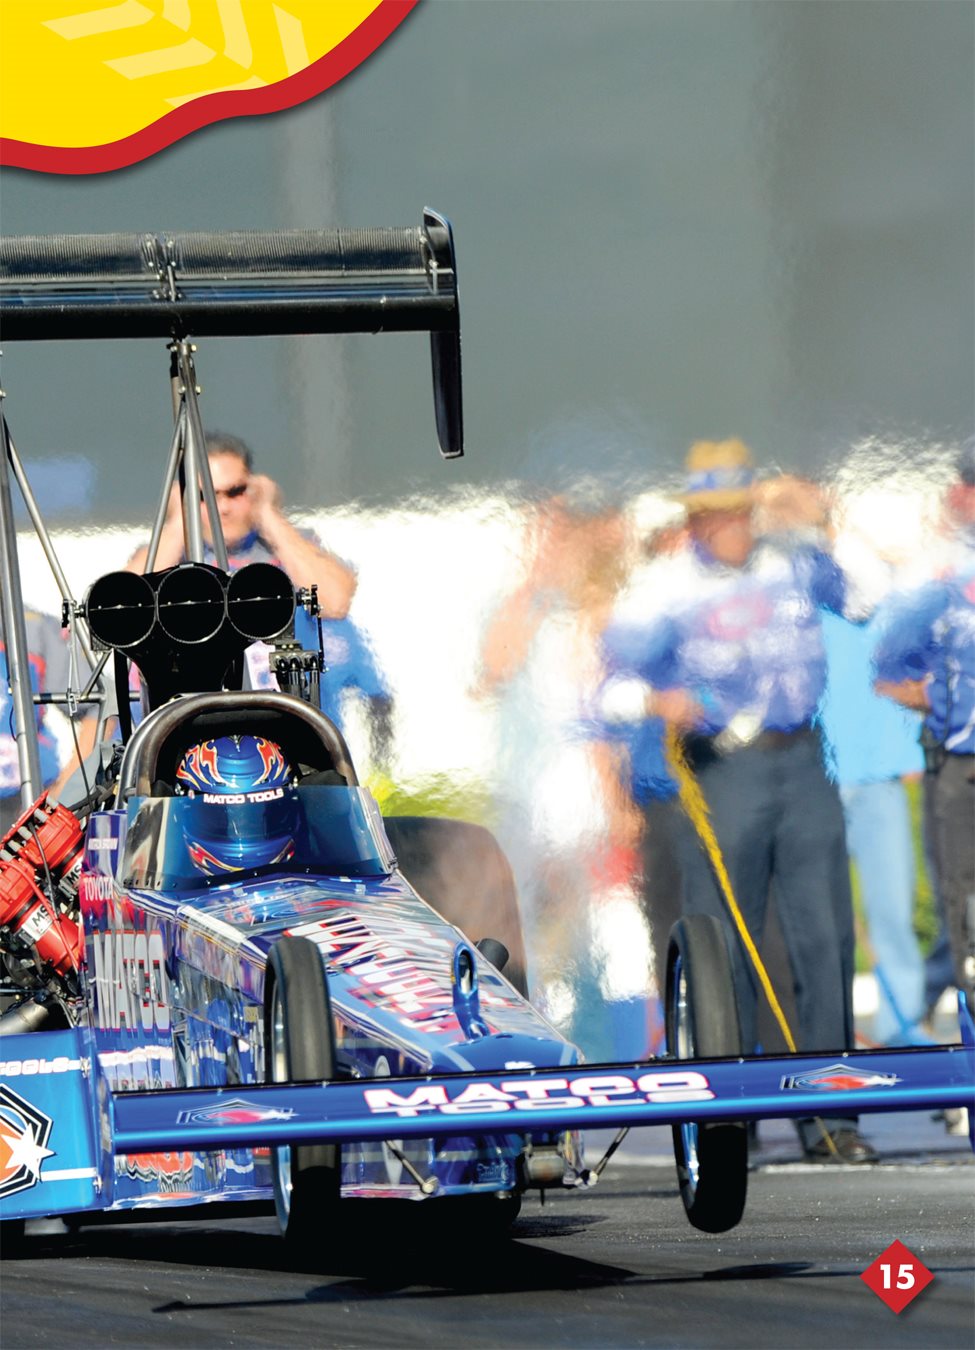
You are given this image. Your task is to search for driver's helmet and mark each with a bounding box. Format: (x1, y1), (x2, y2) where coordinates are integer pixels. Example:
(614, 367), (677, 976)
(176, 734), (298, 875)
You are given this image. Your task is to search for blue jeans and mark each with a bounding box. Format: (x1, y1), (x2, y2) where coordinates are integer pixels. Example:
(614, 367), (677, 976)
(841, 779), (927, 1044)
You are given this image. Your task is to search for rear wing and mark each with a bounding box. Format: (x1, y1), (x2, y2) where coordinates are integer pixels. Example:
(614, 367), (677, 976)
(0, 209), (463, 800)
(0, 207), (462, 458)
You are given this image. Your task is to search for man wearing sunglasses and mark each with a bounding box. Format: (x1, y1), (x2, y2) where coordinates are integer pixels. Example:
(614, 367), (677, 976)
(128, 431), (356, 620)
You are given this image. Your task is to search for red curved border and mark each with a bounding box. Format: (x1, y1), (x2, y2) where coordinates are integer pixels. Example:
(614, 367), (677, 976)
(0, 0), (419, 175)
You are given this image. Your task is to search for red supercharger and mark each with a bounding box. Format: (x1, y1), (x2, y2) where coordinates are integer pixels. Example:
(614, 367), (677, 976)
(0, 794), (85, 980)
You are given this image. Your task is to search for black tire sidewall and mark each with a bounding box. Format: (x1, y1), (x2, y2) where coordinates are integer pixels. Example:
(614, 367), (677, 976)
(666, 916), (743, 1059)
(265, 936), (340, 1239)
(665, 915), (748, 1234)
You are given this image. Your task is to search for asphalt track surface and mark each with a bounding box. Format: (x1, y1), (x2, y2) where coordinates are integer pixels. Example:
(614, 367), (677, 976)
(1, 1112), (971, 1350)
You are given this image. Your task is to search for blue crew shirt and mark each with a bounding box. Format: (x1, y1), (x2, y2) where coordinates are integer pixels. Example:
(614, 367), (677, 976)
(618, 716), (677, 804)
(602, 539), (847, 737)
(819, 610), (924, 786)
(204, 529), (280, 571)
(872, 543), (975, 756)
(582, 705), (677, 805)
(294, 610), (389, 730)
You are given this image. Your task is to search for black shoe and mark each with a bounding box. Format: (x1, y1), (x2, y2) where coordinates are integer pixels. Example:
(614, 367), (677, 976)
(803, 1128), (879, 1165)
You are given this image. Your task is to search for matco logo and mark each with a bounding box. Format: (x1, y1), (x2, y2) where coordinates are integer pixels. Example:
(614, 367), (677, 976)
(202, 788), (284, 805)
(176, 1098), (296, 1126)
(89, 927), (172, 1033)
(780, 1064), (901, 1091)
(364, 1071), (714, 1118)
(0, 1085), (54, 1199)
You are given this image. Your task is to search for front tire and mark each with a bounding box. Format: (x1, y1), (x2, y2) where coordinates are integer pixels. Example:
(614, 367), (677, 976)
(265, 937), (340, 1243)
(665, 916), (748, 1233)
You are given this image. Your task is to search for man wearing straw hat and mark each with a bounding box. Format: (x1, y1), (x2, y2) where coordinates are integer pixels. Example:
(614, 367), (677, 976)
(601, 438), (877, 1164)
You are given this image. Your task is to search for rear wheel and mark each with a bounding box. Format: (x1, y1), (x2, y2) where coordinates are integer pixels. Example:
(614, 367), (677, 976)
(265, 937), (340, 1243)
(665, 916), (747, 1233)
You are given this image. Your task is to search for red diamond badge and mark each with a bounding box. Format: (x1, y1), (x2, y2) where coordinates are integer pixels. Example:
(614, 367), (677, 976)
(861, 1240), (934, 1313)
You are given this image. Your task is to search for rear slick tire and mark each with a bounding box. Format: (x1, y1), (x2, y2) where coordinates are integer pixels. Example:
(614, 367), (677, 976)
(665, 915), (748, 1234)
(265, 936), (340, 1244)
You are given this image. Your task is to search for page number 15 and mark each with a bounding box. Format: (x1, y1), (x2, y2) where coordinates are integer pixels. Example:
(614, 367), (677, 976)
(880, 1263), (916, 1290)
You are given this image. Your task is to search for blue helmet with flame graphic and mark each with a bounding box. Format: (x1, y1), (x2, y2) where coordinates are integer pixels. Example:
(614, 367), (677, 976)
(175, 735), (293, 795)
(176, 735), (298, 875)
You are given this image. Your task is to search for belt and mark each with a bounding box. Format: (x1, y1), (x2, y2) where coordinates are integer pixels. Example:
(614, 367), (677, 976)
(683, 723), (817, 767)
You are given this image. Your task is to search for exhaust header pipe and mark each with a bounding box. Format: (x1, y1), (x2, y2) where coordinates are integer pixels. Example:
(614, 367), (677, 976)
(84, 562), (296, 709)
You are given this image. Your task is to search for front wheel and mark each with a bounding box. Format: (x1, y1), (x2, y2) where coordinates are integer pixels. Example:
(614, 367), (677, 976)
(265, 937), (341, 1243)
(665, 915), (748, 1233)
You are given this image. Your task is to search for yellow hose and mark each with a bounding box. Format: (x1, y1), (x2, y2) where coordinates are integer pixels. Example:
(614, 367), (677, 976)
(664, 724), (841, 1159)
(665, 725), (797, 1052)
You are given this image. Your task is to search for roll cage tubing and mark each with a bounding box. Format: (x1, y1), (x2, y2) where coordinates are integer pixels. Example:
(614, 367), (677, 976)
(0, 210), (463, 801)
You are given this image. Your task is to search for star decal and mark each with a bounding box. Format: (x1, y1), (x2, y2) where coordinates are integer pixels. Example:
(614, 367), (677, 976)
(0, 1127), (54, 1183)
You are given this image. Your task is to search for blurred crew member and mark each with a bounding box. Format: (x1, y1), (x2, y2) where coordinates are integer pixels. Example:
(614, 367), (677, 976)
(294, 608), (394, 772)
(128, 431), (356, 619)
(874, 440), (975, 1013)
(601, 439), (876, 1164)
(820, 610), (930, 1045)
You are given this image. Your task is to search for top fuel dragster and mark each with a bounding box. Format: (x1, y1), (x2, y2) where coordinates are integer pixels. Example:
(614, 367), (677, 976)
(0, 217), (971, 1254)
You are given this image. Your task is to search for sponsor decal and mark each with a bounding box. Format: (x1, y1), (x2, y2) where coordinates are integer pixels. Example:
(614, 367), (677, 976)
(175, 1097), (296, 1126)
(0, 1085), (55, 1199)
(363, 1071), (714, 1118)
(87, 836), (118, 852)
(201, 788), (284, 805)
(0, 1056), (84, 1077)
(475, 1160), (512, 1187)
(780, 1064), (901, 1092)
(705, 594), (774, 642)
(80, 874), (114, 902)
(89, 926), (172, 1032)
(118, 1151), (197, 1195)
(287, 909), (523, 1038)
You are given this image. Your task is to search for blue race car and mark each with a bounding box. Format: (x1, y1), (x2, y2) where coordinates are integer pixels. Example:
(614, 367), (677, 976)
(0, 220), (971, 1256)
(2, 704), (971, 1250)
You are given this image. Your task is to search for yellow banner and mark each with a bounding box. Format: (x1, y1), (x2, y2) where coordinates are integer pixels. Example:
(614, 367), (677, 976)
(1, 1), (417, 172)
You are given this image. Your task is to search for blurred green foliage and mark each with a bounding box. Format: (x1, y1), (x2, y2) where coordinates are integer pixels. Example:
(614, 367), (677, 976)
(373, 772), (496, 828)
